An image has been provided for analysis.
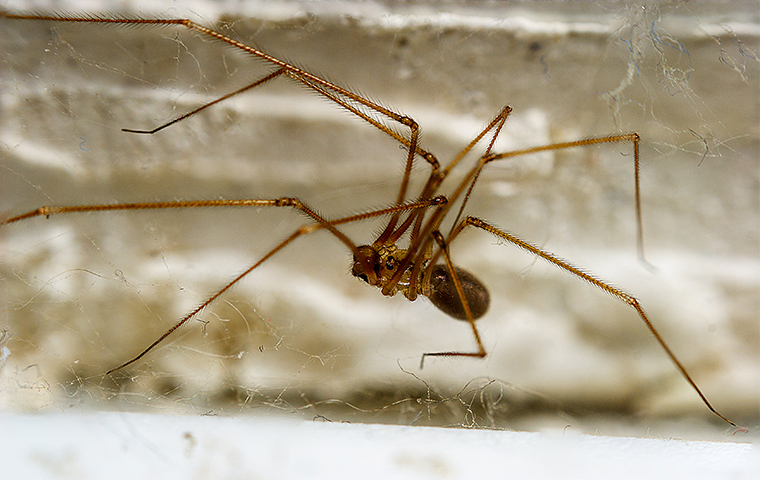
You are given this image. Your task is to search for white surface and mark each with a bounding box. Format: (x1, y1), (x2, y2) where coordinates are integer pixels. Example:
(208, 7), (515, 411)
(1, 411), (756, 480)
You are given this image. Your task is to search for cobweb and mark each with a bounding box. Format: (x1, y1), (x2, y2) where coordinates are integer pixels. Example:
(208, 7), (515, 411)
(1, 1), (757, 438)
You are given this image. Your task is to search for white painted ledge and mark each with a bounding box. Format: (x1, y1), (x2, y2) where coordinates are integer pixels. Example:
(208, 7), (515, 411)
(1, 412), (756, 479)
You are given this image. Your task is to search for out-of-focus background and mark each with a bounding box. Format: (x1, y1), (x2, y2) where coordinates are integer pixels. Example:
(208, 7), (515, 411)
(1, 0), (757, 439)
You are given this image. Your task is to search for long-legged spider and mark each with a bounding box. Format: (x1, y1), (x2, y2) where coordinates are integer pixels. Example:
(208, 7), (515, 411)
(0, 10), (737, 426)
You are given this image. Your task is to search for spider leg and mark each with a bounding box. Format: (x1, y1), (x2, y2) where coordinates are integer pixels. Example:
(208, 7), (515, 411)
(444, 215), (736, 427)
(419, 231), (487, 368)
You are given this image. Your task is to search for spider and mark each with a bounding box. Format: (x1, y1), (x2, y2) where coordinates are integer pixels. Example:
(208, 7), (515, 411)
(0, 10), (736, 427)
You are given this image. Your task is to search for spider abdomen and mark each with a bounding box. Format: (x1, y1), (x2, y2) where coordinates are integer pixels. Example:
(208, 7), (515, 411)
(428, 264), (490, 321)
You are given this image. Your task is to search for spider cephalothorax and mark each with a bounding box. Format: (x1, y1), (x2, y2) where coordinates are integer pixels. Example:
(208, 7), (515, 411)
(351, 244), (416, 296)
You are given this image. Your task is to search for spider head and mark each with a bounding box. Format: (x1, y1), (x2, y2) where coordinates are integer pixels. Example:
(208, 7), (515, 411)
(351, 244), (413, 297)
